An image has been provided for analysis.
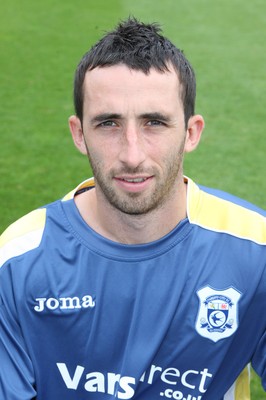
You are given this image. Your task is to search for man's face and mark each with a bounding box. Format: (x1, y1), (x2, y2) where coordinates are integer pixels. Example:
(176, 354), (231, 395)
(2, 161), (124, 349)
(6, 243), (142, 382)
(80, 64), (189, 215)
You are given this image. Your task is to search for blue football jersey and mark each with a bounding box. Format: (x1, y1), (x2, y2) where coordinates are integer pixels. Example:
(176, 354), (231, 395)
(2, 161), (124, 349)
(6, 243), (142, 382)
(0, 177), (265, 399)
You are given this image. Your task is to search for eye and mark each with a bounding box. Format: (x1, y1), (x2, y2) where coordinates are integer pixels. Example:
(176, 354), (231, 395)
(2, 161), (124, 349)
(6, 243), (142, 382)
(98, 120), (117, 127)
(146, 120), (165, 126)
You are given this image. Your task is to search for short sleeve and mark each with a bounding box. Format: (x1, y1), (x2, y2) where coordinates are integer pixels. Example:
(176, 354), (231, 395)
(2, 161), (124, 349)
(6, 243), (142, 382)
(252, 329), (266, 391)
(0, 298), (37, 399)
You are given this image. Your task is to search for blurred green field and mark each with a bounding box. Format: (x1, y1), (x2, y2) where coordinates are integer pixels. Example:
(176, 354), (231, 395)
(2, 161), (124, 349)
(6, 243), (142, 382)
(0, 0), (265, 397)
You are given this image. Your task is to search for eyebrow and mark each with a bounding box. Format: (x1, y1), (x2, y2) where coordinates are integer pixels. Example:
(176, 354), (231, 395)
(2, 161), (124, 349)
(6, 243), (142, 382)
(90, 112), (171, 125)
(90, 113), (122, 125)
(139, 112), (171, 122)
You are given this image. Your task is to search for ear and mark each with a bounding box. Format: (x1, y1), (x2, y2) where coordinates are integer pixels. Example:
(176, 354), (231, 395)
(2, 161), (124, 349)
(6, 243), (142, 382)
(184, 114), (205, 153)
(69, 115), (87, 155)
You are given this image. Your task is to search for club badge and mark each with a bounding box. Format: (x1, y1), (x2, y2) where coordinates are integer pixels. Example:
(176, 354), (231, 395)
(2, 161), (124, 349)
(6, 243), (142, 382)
(195, 286), (241, 342)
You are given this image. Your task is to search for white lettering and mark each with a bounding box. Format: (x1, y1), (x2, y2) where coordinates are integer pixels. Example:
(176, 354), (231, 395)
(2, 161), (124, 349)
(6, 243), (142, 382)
(162, 389), (202, 400)
(147, 364), (163, 384)
(199, 368), (212, 393)
(46, 298), (59, 310)
(163, 389), (183, 400)
(139, 371), (146, 382)
(141, 364), (213, 393)
(107, 373), (121, 395)
(84, 372), (105, 393)
(82, 295), (96, 308)
(173, 391), (183, 400)
(56, 363), (84, 389)
(60, 296), (82, 309)
(161, 368), (180, 385)
(34, 298), (46, 312)
(181, 369), (198, 390)
(165, 389), (173, 398)
(34, 294), (95, 312)
(83, 371), (135, 399)
(56, 362), (212, 398)
(118, 376), (136, 399)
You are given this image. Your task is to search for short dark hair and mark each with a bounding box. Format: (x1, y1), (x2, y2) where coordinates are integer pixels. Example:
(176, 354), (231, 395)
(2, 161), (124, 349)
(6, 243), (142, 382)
(73, 17), (196, 126)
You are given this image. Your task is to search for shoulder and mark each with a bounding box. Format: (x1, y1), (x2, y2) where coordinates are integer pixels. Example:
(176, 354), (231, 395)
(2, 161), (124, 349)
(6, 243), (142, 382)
(0, 178), (95, 268)
(186, 178), (266, 245)
(0, 208), (47, 267)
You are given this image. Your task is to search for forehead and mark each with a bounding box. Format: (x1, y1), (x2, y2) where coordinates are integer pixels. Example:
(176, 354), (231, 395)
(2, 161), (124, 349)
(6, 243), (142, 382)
(83, 64), (182, 112)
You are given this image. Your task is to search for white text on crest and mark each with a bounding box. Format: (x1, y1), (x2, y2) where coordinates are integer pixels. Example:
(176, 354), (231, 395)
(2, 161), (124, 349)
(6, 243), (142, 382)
(34, 295), (96, 312)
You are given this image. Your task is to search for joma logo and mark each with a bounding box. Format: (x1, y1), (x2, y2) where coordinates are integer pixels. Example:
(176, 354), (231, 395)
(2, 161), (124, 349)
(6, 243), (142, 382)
(34, 295), (96, 312)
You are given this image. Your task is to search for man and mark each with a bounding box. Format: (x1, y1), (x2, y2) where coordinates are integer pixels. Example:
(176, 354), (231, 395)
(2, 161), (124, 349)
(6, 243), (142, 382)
(0, 17), (265, 400)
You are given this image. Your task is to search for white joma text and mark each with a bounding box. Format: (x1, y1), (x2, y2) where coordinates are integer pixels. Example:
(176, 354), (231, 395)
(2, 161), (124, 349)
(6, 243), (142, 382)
(34, 295), (96, 312)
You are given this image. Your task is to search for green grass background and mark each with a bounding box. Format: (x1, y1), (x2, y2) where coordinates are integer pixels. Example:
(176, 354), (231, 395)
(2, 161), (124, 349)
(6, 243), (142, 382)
(1, 0), (265, 397)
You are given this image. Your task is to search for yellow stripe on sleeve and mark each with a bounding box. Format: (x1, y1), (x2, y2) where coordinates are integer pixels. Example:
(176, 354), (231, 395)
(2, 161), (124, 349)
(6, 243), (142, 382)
(0, 208), (46, 266)
(187, 180), (266, 245)
(223, 366), (250, 400)
(235, 366), (250, 400)
(62, 178), (95, 201)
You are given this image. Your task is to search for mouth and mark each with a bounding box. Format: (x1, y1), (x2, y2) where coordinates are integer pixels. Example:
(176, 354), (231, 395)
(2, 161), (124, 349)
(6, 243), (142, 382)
(114, 175), (153, 192)
(119, 177), (149, 183)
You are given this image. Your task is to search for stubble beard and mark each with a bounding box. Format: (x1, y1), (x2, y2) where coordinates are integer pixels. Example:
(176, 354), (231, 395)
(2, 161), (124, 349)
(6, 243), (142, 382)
(86, 148), (185, 217)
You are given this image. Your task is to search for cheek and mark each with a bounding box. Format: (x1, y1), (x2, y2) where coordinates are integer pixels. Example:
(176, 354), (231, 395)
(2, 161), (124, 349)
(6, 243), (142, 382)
(87, 142), (117, 170)
(156, 136), (186, 161)
(87, 133), (118, 153)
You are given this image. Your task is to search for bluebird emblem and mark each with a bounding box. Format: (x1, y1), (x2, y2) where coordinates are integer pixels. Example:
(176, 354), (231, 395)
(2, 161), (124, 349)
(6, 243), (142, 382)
(195, 286), (242, 342)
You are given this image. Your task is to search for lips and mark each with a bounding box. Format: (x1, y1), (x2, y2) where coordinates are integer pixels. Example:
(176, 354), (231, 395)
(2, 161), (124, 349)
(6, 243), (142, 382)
(114, 175), (153, 192)
(120, 177), (148, 183)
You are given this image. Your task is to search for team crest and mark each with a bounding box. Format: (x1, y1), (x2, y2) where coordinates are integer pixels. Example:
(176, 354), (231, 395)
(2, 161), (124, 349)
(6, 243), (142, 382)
(195, 286), (241, 342)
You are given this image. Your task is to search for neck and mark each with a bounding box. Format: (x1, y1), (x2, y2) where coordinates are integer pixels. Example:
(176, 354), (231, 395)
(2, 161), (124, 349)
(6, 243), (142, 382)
(74, 180), (187, 244)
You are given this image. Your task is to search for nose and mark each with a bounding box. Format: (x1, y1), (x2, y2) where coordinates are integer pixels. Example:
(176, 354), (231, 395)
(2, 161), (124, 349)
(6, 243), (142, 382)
(118, 124), (146, 168)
